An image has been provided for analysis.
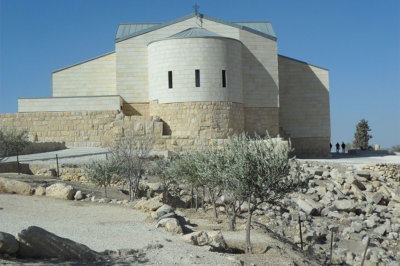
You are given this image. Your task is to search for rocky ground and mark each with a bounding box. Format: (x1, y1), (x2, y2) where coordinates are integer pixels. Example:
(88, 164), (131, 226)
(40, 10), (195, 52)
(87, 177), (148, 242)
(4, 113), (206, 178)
(0, 152), (399, 265)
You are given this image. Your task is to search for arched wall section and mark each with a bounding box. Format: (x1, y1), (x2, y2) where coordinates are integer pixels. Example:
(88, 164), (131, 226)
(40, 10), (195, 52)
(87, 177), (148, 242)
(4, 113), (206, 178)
(148, 37), (243, 103)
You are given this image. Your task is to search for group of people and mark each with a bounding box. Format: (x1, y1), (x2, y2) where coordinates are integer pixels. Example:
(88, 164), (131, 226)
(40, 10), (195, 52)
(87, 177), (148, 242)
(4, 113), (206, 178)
(330, 142), (346, 154)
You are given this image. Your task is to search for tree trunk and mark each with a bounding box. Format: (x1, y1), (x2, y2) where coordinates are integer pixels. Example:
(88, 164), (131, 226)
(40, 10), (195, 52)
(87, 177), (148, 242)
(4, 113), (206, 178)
(195, 188), (198, 211)
(104, 186), (108, 198)
(191, 186), (194, 209)
(246, 197), (253, 254)
(212, 200), (218, 219)
(202, 186), (206, 212)
(229, 209), (236, 231)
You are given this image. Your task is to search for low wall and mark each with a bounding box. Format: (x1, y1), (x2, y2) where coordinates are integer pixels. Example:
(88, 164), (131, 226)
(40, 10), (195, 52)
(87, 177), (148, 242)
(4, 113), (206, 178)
(18, 96), (122, 113)
(0, 111), (163, 148)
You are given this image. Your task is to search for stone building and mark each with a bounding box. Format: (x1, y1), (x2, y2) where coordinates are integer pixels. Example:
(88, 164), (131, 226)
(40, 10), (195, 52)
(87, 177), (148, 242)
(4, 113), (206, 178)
(10, 13), (330, 157)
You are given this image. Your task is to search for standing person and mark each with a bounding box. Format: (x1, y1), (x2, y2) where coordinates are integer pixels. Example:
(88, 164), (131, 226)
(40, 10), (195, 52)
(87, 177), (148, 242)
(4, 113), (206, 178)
(336, 142), (340, 154)
(341, 142), (346, 154)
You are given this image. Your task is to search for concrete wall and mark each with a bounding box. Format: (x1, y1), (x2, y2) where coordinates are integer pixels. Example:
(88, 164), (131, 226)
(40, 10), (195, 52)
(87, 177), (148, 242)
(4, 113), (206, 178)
(148, 37), (242, 103)
(116, 17), (242, 104)
(18, 96), (122, 113)
(278, 55), (330, 157)
(52, 52), (116, 97)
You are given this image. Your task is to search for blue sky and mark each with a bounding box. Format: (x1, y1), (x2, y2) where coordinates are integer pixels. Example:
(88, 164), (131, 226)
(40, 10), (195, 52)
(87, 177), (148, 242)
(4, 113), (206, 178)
(1, 0), (399, 148)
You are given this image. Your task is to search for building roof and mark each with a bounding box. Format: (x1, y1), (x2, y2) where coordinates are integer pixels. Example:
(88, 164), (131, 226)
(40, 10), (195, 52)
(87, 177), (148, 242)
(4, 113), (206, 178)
(115, 13), (277, 43)
(148, 27), (237, 45)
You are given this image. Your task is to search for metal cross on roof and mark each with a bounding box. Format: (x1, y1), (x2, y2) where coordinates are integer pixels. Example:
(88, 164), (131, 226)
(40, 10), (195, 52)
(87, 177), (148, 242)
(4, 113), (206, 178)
(193, 3), (200, 15)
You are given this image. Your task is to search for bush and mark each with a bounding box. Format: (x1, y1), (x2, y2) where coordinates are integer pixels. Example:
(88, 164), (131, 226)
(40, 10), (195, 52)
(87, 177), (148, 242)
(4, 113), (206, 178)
(84, 158), (121, 198)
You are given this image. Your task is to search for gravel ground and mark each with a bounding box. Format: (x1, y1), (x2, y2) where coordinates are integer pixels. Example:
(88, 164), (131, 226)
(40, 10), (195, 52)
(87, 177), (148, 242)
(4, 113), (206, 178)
(0, 194), (242, 265)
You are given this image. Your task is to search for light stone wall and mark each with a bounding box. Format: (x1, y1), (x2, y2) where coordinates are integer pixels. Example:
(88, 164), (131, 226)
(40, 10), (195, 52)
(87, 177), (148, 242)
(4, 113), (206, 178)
(122, 103), (150, 117)
(18, 96), (122, 113)
(239, 29), (279, 108)
(278, 55), (330, 157)
(149, 101), (244, 140)
(148, 38), (242, 104)
(52, 52), (116, 97)
(244, 107), (279, 136)
(116, 17), (241, 103)
(0, 111), (163, 148)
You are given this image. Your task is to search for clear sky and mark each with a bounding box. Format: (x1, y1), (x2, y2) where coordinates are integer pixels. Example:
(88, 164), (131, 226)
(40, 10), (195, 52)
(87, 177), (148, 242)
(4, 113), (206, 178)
(1, 0), (399, 148)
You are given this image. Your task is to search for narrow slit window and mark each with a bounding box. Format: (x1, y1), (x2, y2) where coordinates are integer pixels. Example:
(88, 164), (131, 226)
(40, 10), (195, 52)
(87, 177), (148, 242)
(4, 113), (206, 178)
(222, 70), (226, 87)
(168, 71), (173, 89)
(195, 69), (200, 87)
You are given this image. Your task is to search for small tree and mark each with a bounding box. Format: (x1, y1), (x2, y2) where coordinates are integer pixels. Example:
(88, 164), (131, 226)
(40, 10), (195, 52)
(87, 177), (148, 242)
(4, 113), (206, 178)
(353, 119), (372, 150)
(84, 158), (121, 197)
(0, 128), (29, 161)
(110, 135), (155, 200)
(224, 133), (307, 253)
(151, 158), (174, 204)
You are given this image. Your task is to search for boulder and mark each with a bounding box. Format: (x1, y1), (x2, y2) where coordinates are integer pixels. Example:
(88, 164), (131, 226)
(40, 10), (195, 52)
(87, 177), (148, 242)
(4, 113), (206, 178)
(391, 189), (400, 203)
(0, 177), (33, 195)
(34, 186), (46, 196)
(156, 218), (183, 234)
(0, 232), (19, 254)
(183, 231), (227, 251)
(147, 182), (165, 193)
(296, 199), (321, 216)
(45, 183), (76, 200)
(368, 192), (384, 205)
(334, 200), (356, 212)
(74, 190), (83, 200)
(134, 197), (163, 212)
(357, 170), (371, 180)
(155, 204), (174, 218)
(17, 226), (100, 260)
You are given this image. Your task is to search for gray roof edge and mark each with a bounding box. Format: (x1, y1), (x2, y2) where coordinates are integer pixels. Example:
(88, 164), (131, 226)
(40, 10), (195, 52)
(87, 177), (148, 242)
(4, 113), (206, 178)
(115, 13), (196, 43)
(278, 54), (329, 71)
(115, 13), (277, 43)
(52, 51), (115, 74)
(19, 95), (121, 100)
(148, 35), (242, 46)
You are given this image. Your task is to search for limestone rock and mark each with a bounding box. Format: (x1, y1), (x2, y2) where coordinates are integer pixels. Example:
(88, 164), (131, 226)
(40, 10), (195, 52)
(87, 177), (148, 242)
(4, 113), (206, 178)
(368, 192), (384, 205)
(34, 186), (46, 196)
(45, 183), (76, 200)
(74, 190), (83, 200)
(134, 197), (163, 212)
(155, 204), (174, 218)
(334, 200), (356, 212)
(0, 177), (33, 195)
(156, 218), (183, 234)
(17, 226), (100, 260)
(147, 182), (165, 193)
(183, 231), (227, 251)
(296, 199), (321, 216)
(0, 232), (19, 254)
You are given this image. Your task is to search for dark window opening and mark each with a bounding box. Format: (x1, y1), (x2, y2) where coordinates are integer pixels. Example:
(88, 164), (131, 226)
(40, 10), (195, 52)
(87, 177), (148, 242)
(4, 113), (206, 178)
(195, 69), (200, 87)
(168, 71), (173, 89)
(222, 70), (226, 87)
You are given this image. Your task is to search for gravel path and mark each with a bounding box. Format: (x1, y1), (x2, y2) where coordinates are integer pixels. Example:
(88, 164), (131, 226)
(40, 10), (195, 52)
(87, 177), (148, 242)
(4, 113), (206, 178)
(0, 194), (238, 265)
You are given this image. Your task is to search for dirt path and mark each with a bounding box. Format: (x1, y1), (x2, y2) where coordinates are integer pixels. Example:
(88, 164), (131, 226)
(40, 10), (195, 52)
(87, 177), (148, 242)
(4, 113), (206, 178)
(0, 194), (239, 265)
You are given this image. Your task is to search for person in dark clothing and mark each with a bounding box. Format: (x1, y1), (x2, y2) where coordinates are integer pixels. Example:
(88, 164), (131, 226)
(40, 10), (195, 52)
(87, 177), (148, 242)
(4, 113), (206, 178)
(336, 142), (340, 154)
(330, 143), (332, 152)
(341, 142), (346, 154)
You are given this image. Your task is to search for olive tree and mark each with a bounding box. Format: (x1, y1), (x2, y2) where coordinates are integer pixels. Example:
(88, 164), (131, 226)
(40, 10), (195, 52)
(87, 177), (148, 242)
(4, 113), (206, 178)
(0, 128), (29, 161)
(224, 133), (306, 253)
(110, 135), (155, 200)
(84, 158), (121, 198)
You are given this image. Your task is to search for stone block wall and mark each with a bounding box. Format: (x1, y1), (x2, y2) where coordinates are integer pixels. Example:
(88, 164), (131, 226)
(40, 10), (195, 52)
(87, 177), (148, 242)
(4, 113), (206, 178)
(0, 111), (163, 148)
(244, 107), (279, 137)
(149, 101), (244, 140)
